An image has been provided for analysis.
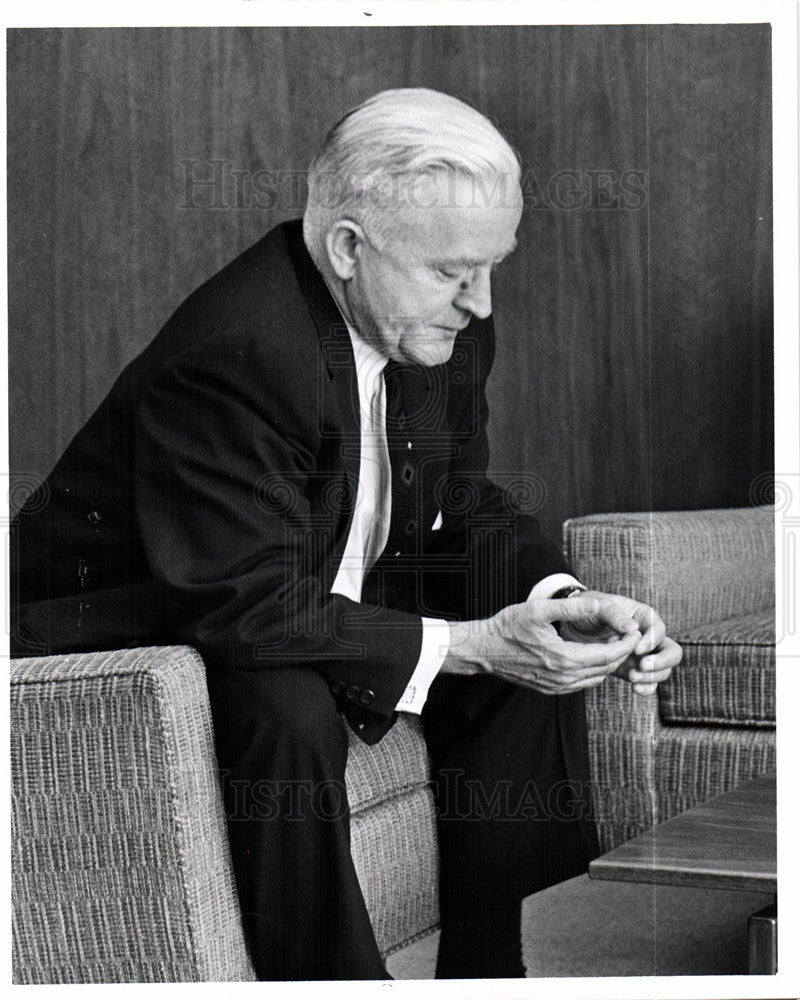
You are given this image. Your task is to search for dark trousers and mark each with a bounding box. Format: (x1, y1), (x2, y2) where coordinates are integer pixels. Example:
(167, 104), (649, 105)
(205, 667), (598, 981)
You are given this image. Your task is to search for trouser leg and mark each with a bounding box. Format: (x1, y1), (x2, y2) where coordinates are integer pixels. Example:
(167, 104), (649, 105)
(422, 674), (597, 978)
(204, 667), (387, 981)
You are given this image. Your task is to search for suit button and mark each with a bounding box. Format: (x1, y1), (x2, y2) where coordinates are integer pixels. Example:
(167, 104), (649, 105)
(345, 685), (360, 701)
(331, 680), (346, 695)
(359, 689), (375, 707)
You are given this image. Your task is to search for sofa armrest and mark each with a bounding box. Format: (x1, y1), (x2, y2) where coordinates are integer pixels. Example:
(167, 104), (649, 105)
(11, 645), (256, 984)
(563, 507), (774, 634)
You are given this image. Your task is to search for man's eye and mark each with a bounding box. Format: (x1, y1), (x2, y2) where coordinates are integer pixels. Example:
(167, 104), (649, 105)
(435, 268), (462, 281)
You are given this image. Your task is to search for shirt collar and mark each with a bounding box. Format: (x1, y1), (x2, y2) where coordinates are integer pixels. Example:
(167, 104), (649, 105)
(344, 319), (389, 390)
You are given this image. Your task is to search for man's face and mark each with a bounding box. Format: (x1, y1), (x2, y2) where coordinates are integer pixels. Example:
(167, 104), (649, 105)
(344, 171), (523, 366)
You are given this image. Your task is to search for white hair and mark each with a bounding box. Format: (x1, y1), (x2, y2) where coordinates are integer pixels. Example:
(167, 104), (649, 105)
(302, 88), (521, 270)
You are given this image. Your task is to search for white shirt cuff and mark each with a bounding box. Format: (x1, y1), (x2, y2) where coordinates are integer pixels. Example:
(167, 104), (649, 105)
(527, 573), (585, 602)
(395, 617), (450, 713)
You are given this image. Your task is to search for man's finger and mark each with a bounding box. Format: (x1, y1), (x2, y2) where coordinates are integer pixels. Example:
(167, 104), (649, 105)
(598, 607), (640, 636)
(639, 637), (683, 671)
(634, 624), (666, 656)
(542, 595), (600, 622)
(563, 629), (641, 668)
(623, 636), (682, 688)
(626, 665), (673, 684)
(633, 613), (666, 655)
(635, 654), (674, 676)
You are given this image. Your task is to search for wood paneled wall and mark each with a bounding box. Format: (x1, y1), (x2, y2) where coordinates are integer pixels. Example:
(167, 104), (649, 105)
(7, 25), (773, 540)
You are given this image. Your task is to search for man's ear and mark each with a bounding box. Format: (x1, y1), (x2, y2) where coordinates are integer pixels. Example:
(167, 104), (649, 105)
(325, 220), (365, 281)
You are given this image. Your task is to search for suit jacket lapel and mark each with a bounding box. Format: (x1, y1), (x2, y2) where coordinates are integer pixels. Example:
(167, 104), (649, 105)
(283, 220), (362, 553)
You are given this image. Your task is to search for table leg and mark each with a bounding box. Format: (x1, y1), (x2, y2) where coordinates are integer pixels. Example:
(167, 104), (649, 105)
(748, 897), (777, 974)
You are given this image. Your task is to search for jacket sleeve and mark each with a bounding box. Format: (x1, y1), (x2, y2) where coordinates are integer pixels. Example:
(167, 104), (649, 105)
(421, 317), (569, 621)
(134, 327), (422, 735)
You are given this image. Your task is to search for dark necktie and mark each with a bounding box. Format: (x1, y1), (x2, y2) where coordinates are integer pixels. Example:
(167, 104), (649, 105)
(382, 360), (420, 559)
(360, 360), (423, 608)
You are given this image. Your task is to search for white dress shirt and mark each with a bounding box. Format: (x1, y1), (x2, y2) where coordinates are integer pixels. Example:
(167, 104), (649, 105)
(329, 321), (581, 713)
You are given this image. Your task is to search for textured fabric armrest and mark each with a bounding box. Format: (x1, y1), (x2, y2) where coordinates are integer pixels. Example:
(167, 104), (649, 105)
(11, 645), (256, 984)
(563, 507), (774, 634)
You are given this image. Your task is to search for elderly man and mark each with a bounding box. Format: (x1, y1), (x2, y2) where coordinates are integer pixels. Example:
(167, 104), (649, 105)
(12, 88), (680, 980)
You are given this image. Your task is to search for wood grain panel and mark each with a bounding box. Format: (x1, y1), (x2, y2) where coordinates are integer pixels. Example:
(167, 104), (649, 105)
(486, 26), (651, 540)
(8, 26), (773, 543)
(646, 24), (773, 515)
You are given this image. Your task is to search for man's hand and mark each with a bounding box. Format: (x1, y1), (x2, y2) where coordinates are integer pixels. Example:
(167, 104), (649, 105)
(557, 590), (682, 695)
(441, 595), (643, 694)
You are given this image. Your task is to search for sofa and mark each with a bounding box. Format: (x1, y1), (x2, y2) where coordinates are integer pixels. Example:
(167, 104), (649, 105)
(11, 507), (775, 982)
(565, 507), (776, 851)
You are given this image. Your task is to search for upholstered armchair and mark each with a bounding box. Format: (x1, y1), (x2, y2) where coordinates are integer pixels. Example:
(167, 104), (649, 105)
(564, 507), (775, 851)
(11, 646), (438, 983)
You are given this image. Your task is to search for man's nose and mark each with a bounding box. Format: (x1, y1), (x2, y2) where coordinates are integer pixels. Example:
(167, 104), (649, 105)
(454, 266), (492, 319)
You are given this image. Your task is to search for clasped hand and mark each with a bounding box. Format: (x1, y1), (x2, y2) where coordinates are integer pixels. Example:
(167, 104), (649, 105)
(473, 591), (681, 696)
(555, 590), (681, 695)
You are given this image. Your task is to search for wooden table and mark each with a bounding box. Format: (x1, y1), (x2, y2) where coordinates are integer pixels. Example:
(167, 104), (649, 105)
(589, 772), (777, 973)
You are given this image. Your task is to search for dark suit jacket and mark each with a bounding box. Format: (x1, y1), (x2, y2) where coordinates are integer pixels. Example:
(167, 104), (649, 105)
(12, 219), (569, 744)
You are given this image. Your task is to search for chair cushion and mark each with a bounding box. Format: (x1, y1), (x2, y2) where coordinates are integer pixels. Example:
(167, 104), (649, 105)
(351, 787), (439, 956)
(659, 609), (775, 726)
(345, 714), (439, 955)
(345, 713), (431, 814)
